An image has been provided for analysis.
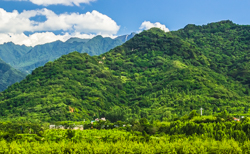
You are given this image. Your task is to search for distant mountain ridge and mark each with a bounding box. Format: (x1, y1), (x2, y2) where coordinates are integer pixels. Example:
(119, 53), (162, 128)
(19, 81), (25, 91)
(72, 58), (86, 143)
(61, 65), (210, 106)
(0, 42), (32, 66)
(65, 38), (90, 43)
(115, 32), (136, 42)
(0, 33), (136, 74)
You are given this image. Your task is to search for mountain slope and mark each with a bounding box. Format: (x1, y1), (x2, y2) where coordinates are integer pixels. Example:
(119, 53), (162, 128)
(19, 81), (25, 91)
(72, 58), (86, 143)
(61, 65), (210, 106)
(0, 52), (126, 121)
(0, 21), (250, 122)
(172, 20), (250, 86)
(0, 33), (135, 74)
(0, 59), (26, 91)
(0, 42), (32, 66)
(14, 36), (123, 73)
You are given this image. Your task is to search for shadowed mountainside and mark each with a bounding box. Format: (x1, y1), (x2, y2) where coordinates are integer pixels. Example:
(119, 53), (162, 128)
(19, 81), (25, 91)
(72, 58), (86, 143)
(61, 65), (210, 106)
(0, 59), (26, 91)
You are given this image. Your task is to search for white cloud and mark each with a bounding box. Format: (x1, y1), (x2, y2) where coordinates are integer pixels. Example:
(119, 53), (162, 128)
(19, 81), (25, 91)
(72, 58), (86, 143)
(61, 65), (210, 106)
(0, 8), (120, 34)
(0, 32), (118, 47)
(9, 0), (96, 6)
(0, 8), (120, 46)
(0, 32), (94, 47)
(139, 21), (169, 32)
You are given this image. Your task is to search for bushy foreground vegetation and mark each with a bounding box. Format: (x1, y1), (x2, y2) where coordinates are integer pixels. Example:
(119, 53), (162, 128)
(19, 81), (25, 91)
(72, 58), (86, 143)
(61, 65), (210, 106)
(1, 112), (250, 153)
(0, 137), (247, 153)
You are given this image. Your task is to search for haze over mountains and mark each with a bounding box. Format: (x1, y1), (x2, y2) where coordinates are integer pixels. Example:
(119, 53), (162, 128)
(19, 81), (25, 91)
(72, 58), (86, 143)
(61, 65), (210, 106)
(0, 21), (250, 122)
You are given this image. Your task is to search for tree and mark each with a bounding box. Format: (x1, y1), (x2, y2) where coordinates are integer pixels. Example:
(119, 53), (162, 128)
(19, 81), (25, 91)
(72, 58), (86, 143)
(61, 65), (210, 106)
(189, 110), (199, 119)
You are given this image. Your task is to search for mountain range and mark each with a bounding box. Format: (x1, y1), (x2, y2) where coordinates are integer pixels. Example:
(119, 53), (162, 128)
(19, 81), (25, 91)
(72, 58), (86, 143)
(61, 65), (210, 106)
(0, 33), (135, 91)
(0, 21), (250, 122)
(0, 32), (136, 74)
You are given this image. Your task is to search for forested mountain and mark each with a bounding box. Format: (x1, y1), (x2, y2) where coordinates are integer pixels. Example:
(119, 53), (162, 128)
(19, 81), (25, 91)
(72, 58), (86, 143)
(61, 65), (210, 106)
(0, 21), (250, 122)
(0, 59), (26, 91)
(172, 20), (250, 86)
(0, 33), (135, 73)
(0, 42), (32, 66)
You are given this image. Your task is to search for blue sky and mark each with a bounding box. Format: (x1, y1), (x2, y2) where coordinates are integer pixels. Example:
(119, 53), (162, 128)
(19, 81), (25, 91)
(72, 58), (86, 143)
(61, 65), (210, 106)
(0, 0), (249, 46)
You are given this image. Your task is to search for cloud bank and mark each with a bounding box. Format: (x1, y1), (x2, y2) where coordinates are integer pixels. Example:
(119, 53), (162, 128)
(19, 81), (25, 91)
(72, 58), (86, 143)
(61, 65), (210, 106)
(0, 32), (98, 47)
(0, 8), (119, 34)
(0, 8), (120, 46)
(0, 8), (169, 47)
(139, 21), (169, 32)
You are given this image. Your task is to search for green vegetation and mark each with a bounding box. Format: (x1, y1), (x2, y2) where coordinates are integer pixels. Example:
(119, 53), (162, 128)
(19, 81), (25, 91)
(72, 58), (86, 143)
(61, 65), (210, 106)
(0, 59), (26, 92)
(172, 20), (250, 87)
(2, 113), (250, 153)
(1, 131), (245, 154)
(0, 33), (135, 74)
(15, 36), (124, 73)
(0, 34), (135, 91)
(1, 20), (250, 122)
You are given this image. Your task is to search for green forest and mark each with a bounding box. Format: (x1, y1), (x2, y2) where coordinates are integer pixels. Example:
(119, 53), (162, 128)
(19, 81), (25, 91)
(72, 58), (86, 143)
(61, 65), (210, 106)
(0, 20), (250, 123)
(1, 20), (250, 153)
(1, 112), (250, 153)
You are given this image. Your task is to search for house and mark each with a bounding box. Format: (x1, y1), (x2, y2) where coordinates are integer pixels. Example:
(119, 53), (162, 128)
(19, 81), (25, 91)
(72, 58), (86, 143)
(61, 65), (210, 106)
(49, 125), (56, 129)
(101, 117), (106, 121)
(58, 125), (65, 129)
(73, 125), (83, 130)
(233, 117), (240, 122)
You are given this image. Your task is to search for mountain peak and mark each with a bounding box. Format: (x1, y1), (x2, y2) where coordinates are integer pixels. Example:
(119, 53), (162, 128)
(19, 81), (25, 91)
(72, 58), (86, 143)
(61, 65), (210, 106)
(94, 35), (103, 39)
(66, 37), (90, 43)
(115, 32), (136, 42)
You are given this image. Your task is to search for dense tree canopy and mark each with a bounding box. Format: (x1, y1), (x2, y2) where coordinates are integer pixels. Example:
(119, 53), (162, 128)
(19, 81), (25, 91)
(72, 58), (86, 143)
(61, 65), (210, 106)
(0, 20), (250, 122)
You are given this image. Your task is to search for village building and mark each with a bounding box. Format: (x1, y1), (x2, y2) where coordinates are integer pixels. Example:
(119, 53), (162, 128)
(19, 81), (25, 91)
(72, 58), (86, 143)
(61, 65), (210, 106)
(233, 117), (240, 122)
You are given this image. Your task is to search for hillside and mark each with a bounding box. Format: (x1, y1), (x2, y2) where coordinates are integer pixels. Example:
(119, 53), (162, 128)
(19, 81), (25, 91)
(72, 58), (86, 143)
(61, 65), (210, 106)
(172, 20), (250, 86)
(0, 33), (135, 74)
(0, 42), (32, 66)
(0, 59), (26, 91)
(0, 21), (250, 122)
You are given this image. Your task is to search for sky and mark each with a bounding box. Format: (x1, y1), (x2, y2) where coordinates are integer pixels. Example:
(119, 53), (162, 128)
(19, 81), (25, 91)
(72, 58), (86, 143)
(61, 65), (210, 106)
(0, 0), (250, 46)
